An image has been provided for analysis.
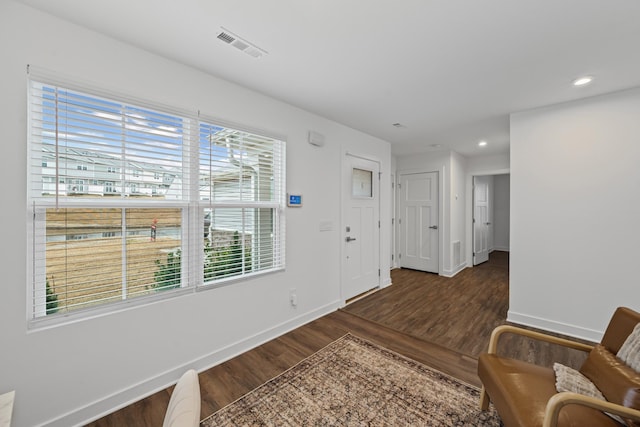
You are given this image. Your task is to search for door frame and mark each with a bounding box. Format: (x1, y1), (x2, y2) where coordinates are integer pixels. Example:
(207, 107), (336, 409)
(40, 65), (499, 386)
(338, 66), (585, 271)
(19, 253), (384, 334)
(472, 175), (491, 265)
(395, 167), (445, 275)
(466, 169), (509, 268)
(397, 170), (439, 273)
(340, 151), (382, 304)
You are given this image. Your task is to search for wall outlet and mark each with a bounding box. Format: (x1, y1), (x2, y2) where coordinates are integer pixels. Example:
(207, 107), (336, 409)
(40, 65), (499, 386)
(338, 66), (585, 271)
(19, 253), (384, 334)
(289, 288), (297, 307)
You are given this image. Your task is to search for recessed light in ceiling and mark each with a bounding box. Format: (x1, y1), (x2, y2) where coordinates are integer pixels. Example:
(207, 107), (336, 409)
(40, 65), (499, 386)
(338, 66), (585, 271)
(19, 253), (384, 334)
(573, 76), (593, 87)
(478, 140), (487, 147)
(392, 123), (406, 128)
(429, 144), (442, 148)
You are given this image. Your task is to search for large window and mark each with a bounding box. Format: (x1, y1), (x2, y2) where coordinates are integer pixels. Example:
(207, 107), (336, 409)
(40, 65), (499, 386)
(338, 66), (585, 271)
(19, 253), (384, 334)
(27, 73), (285, 324)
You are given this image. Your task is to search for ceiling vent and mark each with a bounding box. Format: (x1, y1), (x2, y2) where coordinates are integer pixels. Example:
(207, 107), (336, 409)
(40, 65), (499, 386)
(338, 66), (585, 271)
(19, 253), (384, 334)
(217, 27), (267, 59)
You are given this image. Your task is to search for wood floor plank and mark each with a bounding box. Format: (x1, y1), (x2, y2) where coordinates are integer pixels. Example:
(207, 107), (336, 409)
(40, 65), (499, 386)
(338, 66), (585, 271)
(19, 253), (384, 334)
(343, 251), (592, 368)
(343, 252), (510, 358)
(86, 251), (591, 426)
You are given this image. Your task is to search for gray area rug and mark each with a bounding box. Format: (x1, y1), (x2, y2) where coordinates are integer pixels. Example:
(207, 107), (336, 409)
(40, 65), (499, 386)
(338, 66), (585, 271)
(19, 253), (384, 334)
(201, 334), (501, 426)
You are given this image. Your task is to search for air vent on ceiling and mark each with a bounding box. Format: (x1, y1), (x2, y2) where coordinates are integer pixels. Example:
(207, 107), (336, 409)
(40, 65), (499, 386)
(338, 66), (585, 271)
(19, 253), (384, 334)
(217, 32), (235, 44)
(217, 27), (267, 59)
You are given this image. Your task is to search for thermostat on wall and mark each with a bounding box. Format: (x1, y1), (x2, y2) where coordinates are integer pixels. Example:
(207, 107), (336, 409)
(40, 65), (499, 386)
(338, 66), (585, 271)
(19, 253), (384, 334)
(288, 194), (302, 207)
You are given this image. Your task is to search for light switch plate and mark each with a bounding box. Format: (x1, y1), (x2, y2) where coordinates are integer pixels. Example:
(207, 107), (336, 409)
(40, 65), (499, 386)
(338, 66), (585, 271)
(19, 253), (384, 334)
(319, 221), (333, 232)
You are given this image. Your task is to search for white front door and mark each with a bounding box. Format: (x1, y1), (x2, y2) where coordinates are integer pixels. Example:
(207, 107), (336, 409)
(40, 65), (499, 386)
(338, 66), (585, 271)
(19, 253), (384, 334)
(398, 172), (438, 273)
(473, 176), (490, 265)
(342, 155), (380, 301)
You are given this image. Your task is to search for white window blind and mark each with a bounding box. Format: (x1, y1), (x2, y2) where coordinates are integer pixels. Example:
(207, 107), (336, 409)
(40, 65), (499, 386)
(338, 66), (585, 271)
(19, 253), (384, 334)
(27, 70), (285, 324)
(28, 81), (190, 204)
(199, 122), (285, 283)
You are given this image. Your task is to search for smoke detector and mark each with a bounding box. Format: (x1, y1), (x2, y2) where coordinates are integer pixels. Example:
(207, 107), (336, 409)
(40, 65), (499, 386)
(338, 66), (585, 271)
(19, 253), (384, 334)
(217, 27), (268, 59)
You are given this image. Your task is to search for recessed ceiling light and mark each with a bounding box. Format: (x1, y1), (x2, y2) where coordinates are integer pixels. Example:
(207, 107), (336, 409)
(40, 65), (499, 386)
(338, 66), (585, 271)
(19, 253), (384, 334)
(573, 76), (593, 86)
(478, 140), (487, 147)
(429, 144), (442, 148)
(392, 123), (406, 128)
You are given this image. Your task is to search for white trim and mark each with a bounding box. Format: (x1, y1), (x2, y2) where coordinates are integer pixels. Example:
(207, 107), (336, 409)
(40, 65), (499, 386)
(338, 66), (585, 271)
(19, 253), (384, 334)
(27, 65), (196, 122)
(465, 168), (510, 268)
(441, 262), (468, 278)
(345, 151), (381, 165)
(28, 286), (193, 331)
(381, 276), (392, 288)
(507, 310), (603, 343)
(40, 301), (341, 427)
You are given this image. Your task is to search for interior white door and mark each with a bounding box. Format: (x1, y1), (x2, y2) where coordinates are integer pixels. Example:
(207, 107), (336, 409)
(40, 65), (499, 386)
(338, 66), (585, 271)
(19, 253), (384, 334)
(398, 172), (438, 273)
(342, 155), (380, 301)
(473, 176), (490, 265)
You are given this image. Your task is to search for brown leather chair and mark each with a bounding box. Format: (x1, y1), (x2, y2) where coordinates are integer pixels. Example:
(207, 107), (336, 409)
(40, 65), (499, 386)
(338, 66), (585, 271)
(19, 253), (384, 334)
(478, 307), (640, 427)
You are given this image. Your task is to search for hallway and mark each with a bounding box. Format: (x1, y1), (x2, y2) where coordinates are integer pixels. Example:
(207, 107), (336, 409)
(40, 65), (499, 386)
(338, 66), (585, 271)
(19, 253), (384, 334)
(343, 251), (589, 367)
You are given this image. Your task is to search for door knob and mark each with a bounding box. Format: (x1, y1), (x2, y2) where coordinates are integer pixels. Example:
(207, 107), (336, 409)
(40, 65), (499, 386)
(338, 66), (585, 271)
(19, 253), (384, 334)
(345, 236), (357, 242)
(429, 225), (438, 230)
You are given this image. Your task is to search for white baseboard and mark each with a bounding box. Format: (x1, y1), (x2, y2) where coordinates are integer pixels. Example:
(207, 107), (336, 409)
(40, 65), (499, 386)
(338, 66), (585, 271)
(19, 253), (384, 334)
(491, 246), (510, 252)
(441, 262), (467, 278)
(44, 301), (342, 427)
(507, 310), (604, 343)
(381, 276), (392, 288)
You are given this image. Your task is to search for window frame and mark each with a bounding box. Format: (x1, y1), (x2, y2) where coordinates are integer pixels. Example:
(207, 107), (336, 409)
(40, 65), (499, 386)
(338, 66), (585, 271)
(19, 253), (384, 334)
(26, 68), (286, 328)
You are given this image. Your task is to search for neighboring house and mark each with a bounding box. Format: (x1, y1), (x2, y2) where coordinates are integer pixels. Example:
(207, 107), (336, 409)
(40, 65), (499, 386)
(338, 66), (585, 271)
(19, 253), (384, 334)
(41, 146), (177, 198)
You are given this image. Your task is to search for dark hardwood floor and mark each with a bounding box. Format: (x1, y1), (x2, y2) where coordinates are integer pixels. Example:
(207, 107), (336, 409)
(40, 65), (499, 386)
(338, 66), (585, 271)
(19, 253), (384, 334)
(345, 251), (591, 368)
(86, 251), (591, 426)
(86, 311), (477, 426)
(345, 251), (510, 358)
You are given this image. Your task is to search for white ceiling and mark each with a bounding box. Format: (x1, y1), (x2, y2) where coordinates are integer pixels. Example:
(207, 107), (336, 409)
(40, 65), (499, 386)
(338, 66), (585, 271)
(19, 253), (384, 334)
(17, 0), (640, 157)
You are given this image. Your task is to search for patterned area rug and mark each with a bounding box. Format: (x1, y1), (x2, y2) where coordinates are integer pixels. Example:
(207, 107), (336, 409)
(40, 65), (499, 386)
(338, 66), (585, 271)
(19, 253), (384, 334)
(201, 334), (501, 426)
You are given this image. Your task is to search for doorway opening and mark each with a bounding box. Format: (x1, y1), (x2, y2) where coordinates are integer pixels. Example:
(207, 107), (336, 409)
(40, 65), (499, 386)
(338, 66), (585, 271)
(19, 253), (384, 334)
(472, 173), (510, 266)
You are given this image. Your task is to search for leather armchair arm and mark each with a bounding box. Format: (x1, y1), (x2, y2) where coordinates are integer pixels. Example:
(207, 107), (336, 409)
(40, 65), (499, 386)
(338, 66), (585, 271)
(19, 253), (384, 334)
(543, 392), (640, 427)
(487, 325), (594, 354)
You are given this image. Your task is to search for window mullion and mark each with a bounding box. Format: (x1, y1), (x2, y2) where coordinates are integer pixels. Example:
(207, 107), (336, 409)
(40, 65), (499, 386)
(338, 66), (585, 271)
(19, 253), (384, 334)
(187, 117), (201, 288)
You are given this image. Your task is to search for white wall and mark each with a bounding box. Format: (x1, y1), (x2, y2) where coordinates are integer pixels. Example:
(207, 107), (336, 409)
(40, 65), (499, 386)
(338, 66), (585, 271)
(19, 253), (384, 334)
(493, 174), (510, 251)
(466, 153), (510, 175)
(0, 2), (391, 426)
(450, 152), (467, 273)
(510, 87), (640, 341)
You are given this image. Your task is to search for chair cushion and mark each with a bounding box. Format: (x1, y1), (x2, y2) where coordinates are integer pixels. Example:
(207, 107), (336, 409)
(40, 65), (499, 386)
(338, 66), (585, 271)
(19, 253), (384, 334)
(618, 323), (640, 373)
(554, 362), (606, 398)
(555, 362), (625, 425)
(163, 369), (201, 427)
(581, 344), (640, 427)
(478, 354), (620, 427)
